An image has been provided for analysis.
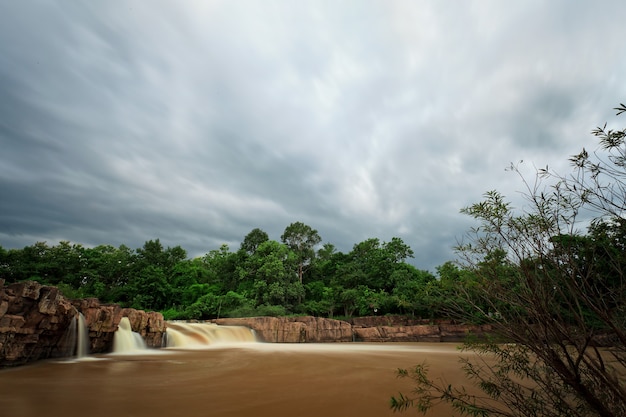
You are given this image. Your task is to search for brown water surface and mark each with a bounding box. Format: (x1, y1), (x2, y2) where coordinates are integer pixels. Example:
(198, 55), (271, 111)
(0, 343), (473, 417)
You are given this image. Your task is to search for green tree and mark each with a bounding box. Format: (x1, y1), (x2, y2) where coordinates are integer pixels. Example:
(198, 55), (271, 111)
(390, 265), (436, 317)
(136, 239), (186, 271)
(124, 239), (186, 310)
(345, 237), (414, 292)
(432, 261), (486, 321)
(303, 281), (338, 317)
(47, 241), (85, 287)
(77, 244), (135, 301)
(281, 222), (321, 286)
(308, 244), (346, 288)
(393, 105), (626, 417)
(338, 287), (360, 317)
(127, 264), (172, 310)
(203, 244), (238, 291)
(317, 242), (337, 260)
(240, 228), (269, 255)
(356, 286), (392, 316)
(249, 240), (302, 309)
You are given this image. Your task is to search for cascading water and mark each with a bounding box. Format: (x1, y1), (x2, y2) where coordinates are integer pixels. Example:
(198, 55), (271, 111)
(76, 312), (90, 358)
(63, 315), (77, 357)
(112, 317), (148, 353)
(165, 322), (257, 349)
(61, 311), (90, 360)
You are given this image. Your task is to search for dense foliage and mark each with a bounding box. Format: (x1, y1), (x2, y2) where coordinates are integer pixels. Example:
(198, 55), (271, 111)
(0, 222), (462, 320)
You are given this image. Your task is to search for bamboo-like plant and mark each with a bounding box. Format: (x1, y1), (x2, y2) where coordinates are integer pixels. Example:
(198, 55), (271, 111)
(392, 105), (626, 417)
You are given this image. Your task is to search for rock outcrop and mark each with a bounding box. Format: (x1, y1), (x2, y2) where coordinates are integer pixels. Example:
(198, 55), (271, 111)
(352, 321), (490, 342)
(0, 279), (76, 367)
(349, 316), (492, 342)
(72, 298), (166, 353)
(1, 280), (166, 367)
(214, 316), (491, 343)
(349, 315), (427, 327)
(213, 316), (354, 342)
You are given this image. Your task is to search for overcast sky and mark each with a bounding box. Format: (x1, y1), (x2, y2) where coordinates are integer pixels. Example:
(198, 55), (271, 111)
(1, 1), (626, 271)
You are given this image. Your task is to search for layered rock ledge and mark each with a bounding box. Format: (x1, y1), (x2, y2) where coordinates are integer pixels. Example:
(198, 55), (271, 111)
(1, 280), (165, 367)
(213, 316), (491, 343)
(72, 298), (166, 353)
(2, 280), (490, 368)
(0, 279), (75, 367)
(213, 316), (354, 343)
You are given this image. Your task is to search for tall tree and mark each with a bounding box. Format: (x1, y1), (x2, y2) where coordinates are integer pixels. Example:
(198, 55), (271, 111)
(281, 222), (321, 287)
(249, 240), (301, 308)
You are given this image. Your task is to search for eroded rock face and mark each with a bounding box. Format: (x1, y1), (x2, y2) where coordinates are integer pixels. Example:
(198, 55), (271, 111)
(213, 316), (491, 343)
(72, 298), (166, 353)
(349, 316), (426, 328)
(1, 280), (166, 367)
(351, 324), (441, 342)
(0, 280), (76, 367)
(350, 317), (491, 342)
(213, 316), (354, 343)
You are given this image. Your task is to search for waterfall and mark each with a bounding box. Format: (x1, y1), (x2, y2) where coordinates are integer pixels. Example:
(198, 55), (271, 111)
(165, 322), (257, 349)
(63, 315), (78, 357)
(112, 317), (148, 353)
(76, 312), (90, 358)
(58, 311), (91, 360)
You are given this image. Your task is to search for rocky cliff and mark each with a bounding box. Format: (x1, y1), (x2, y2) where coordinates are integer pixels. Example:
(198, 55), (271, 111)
(214, 316), (491, 343)
(0, 279), (76, 367)
(0, 280), (166, 367)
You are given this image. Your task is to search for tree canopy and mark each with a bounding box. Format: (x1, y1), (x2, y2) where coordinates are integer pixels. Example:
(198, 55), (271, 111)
(0, 226), (445, 321)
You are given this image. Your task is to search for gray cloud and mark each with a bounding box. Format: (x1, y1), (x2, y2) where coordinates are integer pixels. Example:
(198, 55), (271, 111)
(1, 1), (626, 270)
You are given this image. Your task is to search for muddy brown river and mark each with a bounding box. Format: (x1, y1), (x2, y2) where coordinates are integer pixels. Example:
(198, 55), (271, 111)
(0, 342), (475, 417)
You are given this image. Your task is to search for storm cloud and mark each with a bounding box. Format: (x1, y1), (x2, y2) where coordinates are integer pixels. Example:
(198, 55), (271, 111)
(1, 1), (626, 270)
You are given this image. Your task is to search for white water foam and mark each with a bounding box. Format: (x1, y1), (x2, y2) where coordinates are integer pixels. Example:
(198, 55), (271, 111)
(165, 322), (257, 349)
(111, 317), (150, 355)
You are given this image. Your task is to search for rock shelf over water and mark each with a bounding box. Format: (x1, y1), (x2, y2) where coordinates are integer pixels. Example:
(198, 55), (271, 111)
(0, 280), (165, 367)
(213, 316), (491, 343)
